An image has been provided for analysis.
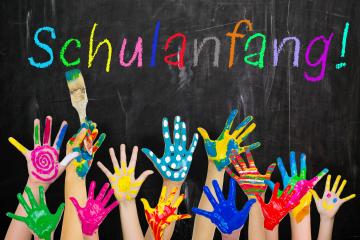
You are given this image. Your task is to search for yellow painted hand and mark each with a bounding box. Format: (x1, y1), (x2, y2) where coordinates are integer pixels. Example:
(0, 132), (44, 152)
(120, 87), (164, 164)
(97, 144), (153, 201)
(291, 191), (312, 222)
(198, 109), (260, 171)
(310, 175), (356, 219)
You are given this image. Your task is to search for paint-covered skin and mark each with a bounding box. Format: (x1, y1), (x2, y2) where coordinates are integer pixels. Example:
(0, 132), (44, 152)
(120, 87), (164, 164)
(266, 151), (329, 222)
(8, 116), (78, 184)
(141, 116), (198, 181)
(256, 182), (299, 230)
(198, 109), (261, 171)
(68, 118), (106, 178)
(310, 175), (356, 219)
(192, 179), (255, 234)
(141, 186), (191, 240)
(70, 181), (119, 236)
(226, 150), (276, 199)
(6, 186), (64, 240)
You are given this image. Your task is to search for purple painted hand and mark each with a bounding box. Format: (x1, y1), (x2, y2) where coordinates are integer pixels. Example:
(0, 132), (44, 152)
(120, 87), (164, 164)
(70, 181), (119, 236)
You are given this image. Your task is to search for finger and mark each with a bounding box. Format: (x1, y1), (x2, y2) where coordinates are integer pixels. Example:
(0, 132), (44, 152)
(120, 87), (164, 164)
(72, 128), (87, 146)
(265, 163), (277, 177)
(204, 185), (218, 208)
(53, 121), (68, 151)
(69, 197), (81, 211)
(39, 186), (45, 205)
(289, 151), (298, 177)
(235, 122), (256, 142)
(17, 193), (31, 212)
(341, 194), (356, 203)
(222, 109), (238, 134)
(6, 212), (26, 222)
(325, 174), (331, 192)
(135, 170), (154, 184)
(229, 150), (242, 172)
(109, 147), (120, 170)
(225, 167), (240, 181)
(88, 181), (96, 200)
(96, 183), (110, 201)
(192, 207), (213, 219)
(311, 168), (329, 187)
(89, 129), (98, 142)
(54, 203), (65, 223)
(120, 144), (127, 169)
(159, 186), (167, 204)
(33, 119), (41, 147)
(265, 180), (276, 192)
(162, 117), (172, 147)
(212, 180), (225, 203)
(102, 188), (114, 206)
(232, 115), (253, 137)
(245, 150), (256, 168)
(140, 198), (151, 211)
(93, 133), (106, 154)
(188, 133), (199, 154)
(336, 179), (347, 196)
(299, 153), (307, 179)
(128, 146), (139, 170)
(331, 175), (341, 193)
(277, 157), (289, 183)
(228, 178), (236, 203)
(244, 142), (261, 151)
(25, 186), (38, 207)
(180, 121), (187, 150)
(309, 189), (320, 201)
(271, 182), (280, 201)
(173, 116), (181, 148)
(280, 185), (292, 202)
(43, 116), (52, 146)
(8, 137), (29, 157)
(235, 152), (247, 170)
(59, 152), (79, 172)
(173, 194), (185, 208)
(105, 200), (119, 215)
(97, 162), (113, 179)
(197, 127), (210, 141)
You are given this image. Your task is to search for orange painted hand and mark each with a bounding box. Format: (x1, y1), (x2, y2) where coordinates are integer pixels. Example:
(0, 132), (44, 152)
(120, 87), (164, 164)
(310, 175), (356, 219)
(141, 186), (191, 240)
(97, 144), (153, 202)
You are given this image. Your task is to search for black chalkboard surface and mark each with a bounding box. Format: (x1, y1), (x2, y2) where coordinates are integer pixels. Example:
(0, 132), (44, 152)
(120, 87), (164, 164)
(1, 0), (360, 239)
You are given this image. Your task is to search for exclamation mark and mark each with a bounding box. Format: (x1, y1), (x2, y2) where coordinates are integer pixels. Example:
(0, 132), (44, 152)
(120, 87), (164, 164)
(336, 22), (349, 69)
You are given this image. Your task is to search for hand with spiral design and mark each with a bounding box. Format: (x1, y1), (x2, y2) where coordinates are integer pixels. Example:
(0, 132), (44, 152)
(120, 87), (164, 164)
(8, 116), (80, 187)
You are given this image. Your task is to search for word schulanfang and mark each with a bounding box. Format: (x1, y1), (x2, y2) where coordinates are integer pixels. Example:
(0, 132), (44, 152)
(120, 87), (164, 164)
(28, 19), (350, 82)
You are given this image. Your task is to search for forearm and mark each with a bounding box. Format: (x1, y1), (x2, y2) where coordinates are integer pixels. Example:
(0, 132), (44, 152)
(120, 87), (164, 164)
(192, 162), (225, 240)
(221, 229), (241, 240)
(84, 232), (100, 240)
(265, 225), (279, 240)
(60, 172), (87, 240)
(145, 180), (182, 240)
(120, 200), (144, 240)
(290, 211), (311, 240)
(317, 217), (334, 240)
(248, 198), (265, 240)
(5, 180), (47, 240)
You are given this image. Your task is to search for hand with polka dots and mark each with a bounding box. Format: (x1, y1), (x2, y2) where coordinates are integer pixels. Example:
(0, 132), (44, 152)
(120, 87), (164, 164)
(97, 144), (154, 202)
(310, 175), (356, 219)
(141, 116), (199, 181)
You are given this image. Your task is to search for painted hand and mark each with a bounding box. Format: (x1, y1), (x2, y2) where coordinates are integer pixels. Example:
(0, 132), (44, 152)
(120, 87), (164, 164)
(266, 151), (328, 222)
(67, 118), (106, 178)
(97, 144), (153, 201)
(8, 116), (79, 185)
(310, 175), (356, 219)
(192, 179), (255, 234)
(198, 109), (260, 171)
(255, 182), (298, 230)
(70, 181), (119, 236)
(141, 116), (198, 181)
(141, 186), (190, 240)
(6, 186), (64, 240)
(226, 149), (276, 198)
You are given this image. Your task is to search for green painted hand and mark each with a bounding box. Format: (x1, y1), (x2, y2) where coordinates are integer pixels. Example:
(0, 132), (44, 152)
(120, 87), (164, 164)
(6, 186), (64, 240)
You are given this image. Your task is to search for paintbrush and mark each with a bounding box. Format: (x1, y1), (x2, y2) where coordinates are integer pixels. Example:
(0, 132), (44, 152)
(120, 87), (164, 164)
(65, 69), (88, 123)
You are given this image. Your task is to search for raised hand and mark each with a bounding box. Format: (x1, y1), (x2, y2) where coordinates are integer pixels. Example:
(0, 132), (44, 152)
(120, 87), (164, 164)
(67, 118), (106, 178)
(97, 144), (153, 201)
(255, 182), (298, 230)
(8, 116), (79, 185)
(6, 186), (64, 240)
(141, 186), (191, 240)
(310, 175), (356, 219)
(70, 181), (119, 236)
(198, 109), (260, 171)
(266, 151), (328, 222)
(226, 149), (276, 198)
(192, 179), (255, 234)
(141, 116), (198, 181)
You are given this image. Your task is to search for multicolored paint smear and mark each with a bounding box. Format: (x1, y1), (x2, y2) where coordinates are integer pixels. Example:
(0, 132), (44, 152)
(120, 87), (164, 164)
(141, 186), (190, 240)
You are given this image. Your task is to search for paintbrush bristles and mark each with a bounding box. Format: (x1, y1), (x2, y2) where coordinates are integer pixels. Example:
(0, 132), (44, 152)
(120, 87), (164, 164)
(65, 69), (88, 122)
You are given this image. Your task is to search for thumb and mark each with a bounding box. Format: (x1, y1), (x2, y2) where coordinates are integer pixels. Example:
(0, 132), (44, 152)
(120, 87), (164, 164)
(265, 163), (277, 177)
(59, 152), (79, 172)
(69, 197), (81, 212)
(140, 198), (151, 212)
(241, 199), (256, 215)
(54, 203), (65, 225)
(136, 170), (154, 184)
(197, 127), (210, 141)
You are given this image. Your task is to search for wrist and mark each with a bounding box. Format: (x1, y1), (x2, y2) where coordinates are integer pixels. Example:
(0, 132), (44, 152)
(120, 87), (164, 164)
(26, 179), (49, 192)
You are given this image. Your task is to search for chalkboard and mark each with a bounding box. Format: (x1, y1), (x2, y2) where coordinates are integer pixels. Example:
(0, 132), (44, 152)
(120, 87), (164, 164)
(1, 0), (359, 239)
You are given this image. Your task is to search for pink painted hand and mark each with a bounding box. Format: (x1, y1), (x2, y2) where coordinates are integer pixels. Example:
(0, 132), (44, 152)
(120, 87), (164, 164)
(70, 181), (119, 236)
(8, 116), (79, 186)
